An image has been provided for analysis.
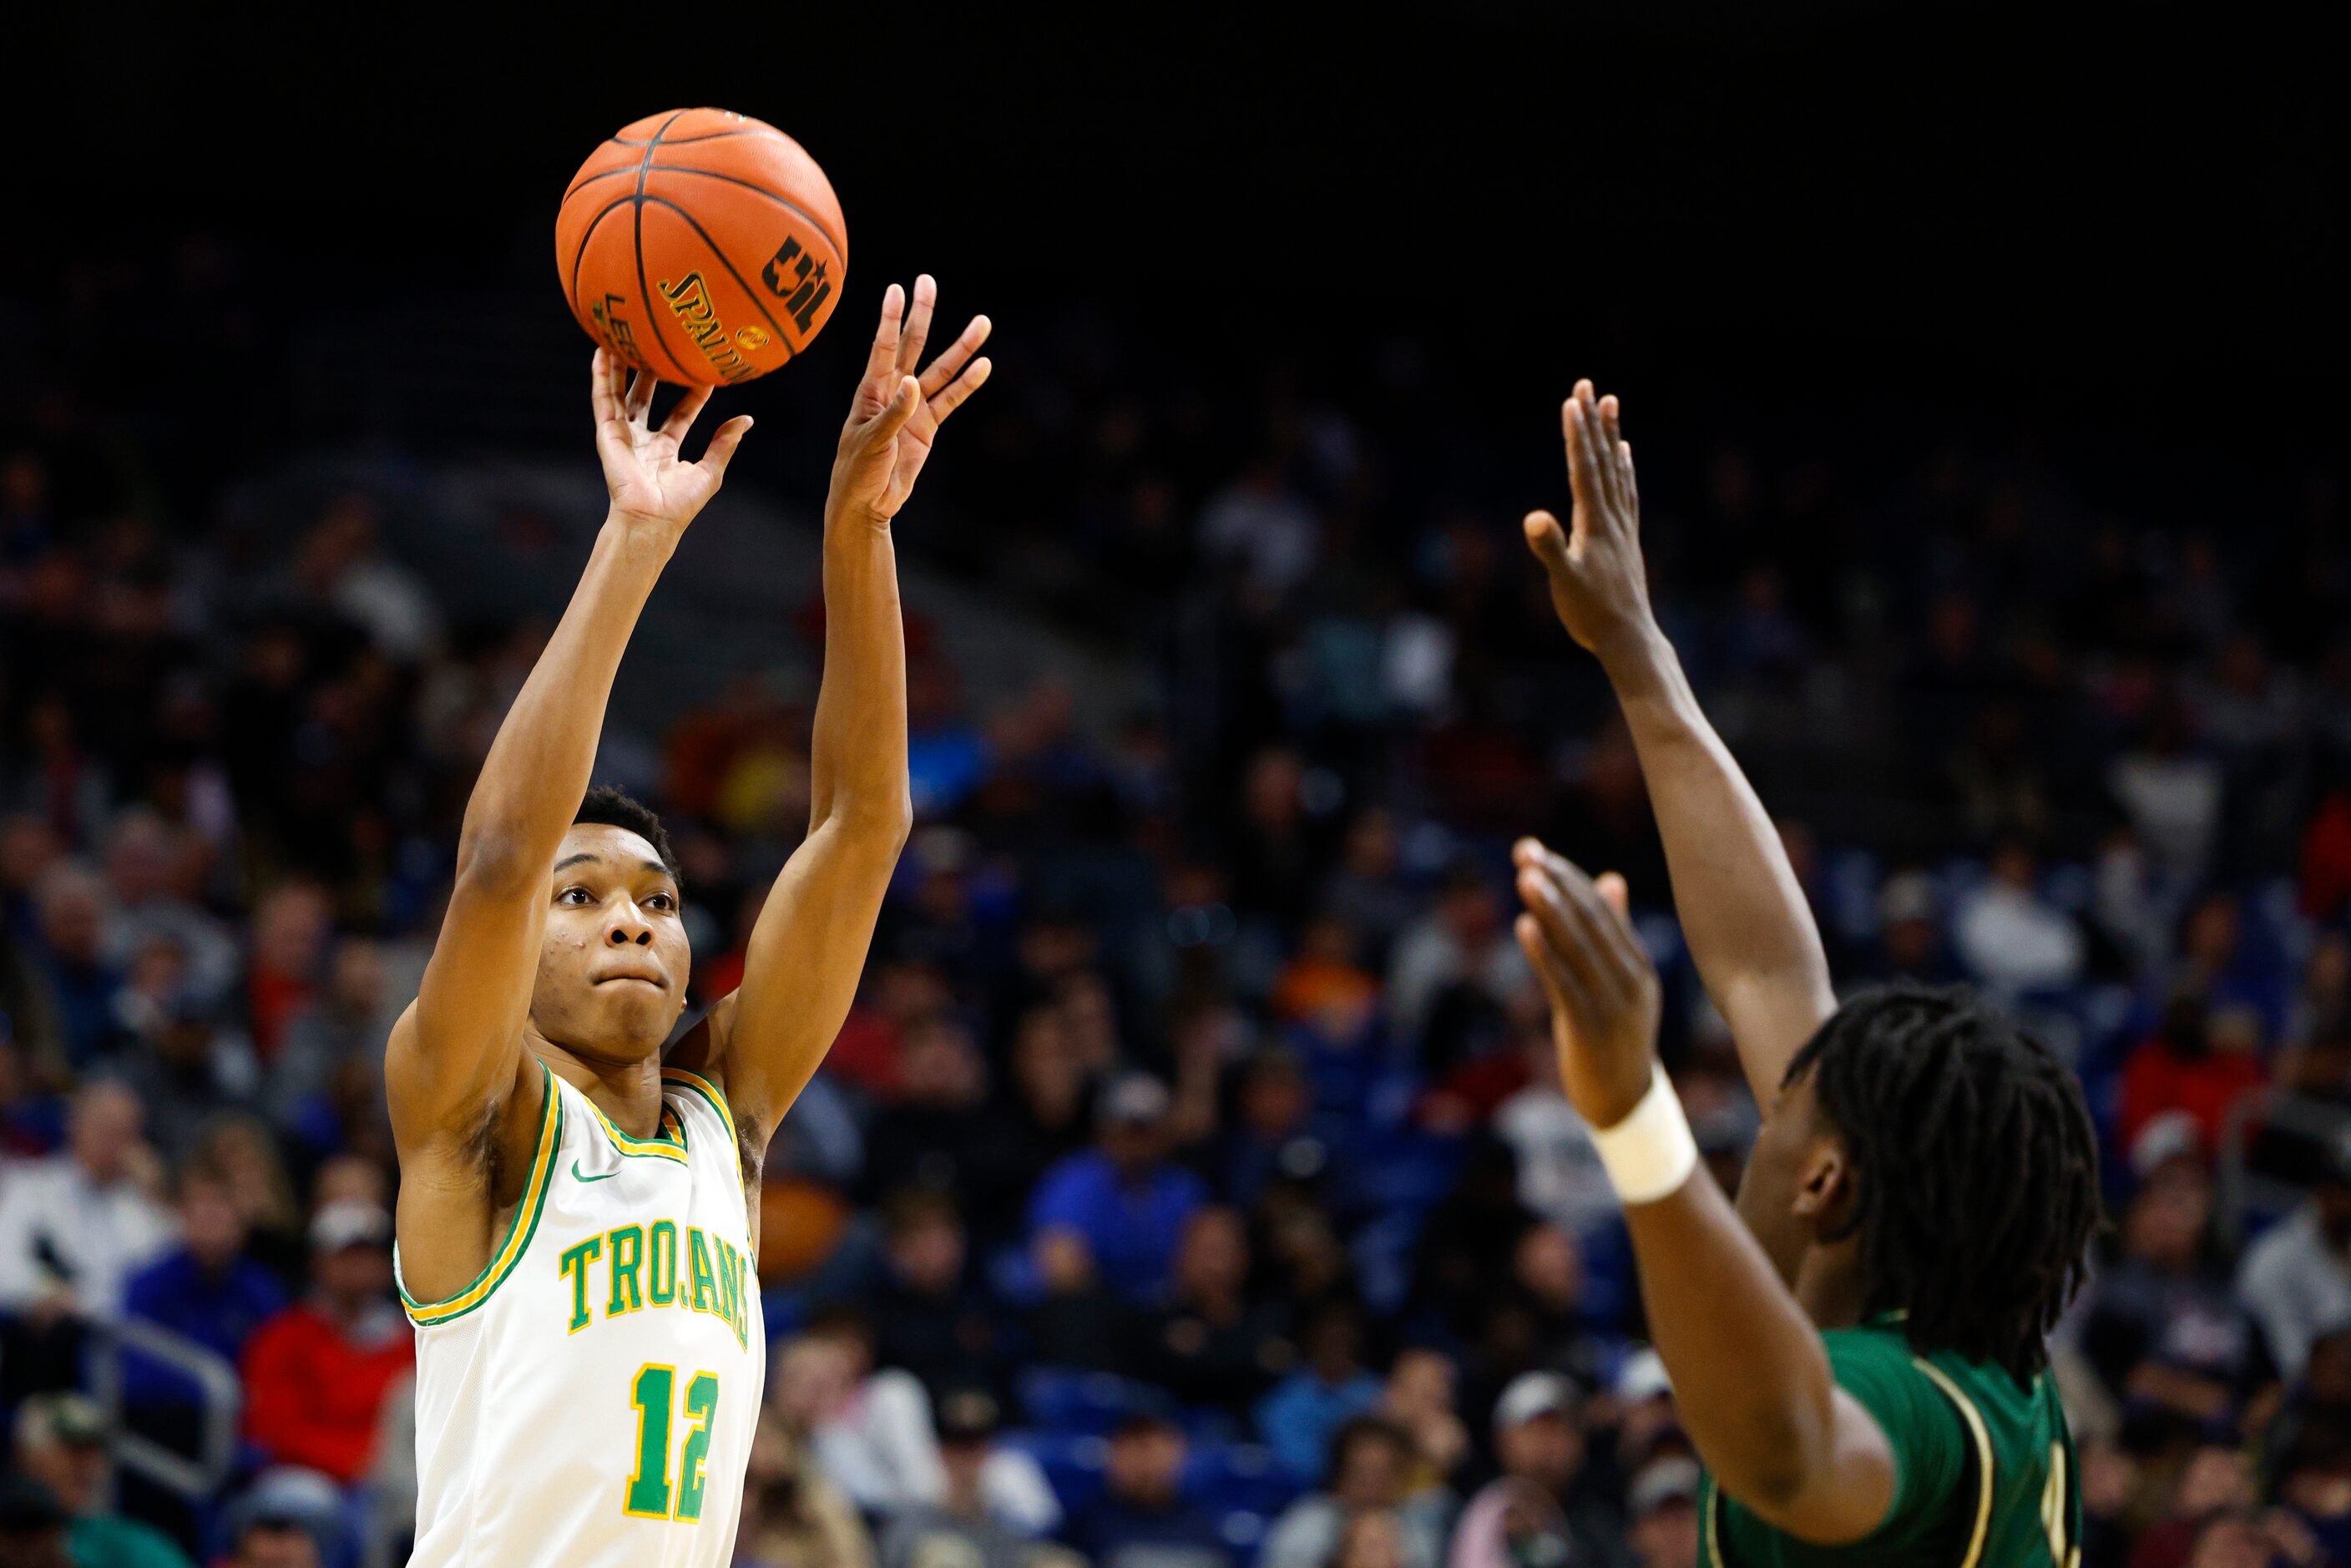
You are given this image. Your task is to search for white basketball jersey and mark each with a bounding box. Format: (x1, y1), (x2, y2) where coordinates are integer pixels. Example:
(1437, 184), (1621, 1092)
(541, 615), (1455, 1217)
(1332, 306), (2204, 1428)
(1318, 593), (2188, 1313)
(398, 1061), (766, 1567)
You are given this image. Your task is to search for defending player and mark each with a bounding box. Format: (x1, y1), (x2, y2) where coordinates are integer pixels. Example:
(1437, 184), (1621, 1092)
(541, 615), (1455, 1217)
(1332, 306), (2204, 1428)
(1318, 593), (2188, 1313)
(1510, 383), (2102, 1565)
(387, 278), (989, 1566)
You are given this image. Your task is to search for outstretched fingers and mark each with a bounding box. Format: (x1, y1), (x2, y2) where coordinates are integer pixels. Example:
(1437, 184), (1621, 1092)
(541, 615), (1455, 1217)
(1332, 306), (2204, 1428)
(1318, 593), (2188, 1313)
(1599, 393), (1639, 524)
(896, 275), (938, 376)
(1516, 859), (1620, 1012)
(863, 283), (907, 385)
(918, 313), (993, 399)
(658, 385), (714, 445)
(1517, 910), (1595, 1034)
(592, 350), (643, 430)
(1562, 387), (1607, 521)
(591, 350), (621, 427)
(624, 367), (658, 427)
(1595, 870), (1632, 918)
(696, 415), (755, 483)
(1527, 842), (1651, 997)
(1517, 842), (1650, 1001)
(1578, 384), (1624, 516)
(927, 354), (993, 425)
(1598, 391), (1624, 452)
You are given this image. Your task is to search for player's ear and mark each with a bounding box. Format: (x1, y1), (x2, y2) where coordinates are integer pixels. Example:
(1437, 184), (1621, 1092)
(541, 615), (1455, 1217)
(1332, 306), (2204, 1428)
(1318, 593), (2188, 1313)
(1790, 1136), (1854, 1229)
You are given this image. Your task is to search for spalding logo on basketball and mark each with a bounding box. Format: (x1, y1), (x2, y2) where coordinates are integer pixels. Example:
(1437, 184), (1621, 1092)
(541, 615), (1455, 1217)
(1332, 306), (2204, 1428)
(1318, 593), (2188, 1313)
(556, 109), (847, 387)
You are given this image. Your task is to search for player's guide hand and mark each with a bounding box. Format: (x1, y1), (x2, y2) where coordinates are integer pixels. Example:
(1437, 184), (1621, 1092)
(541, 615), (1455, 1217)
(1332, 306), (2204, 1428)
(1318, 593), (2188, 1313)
(830, 275), (992, 528)
(592, 348), (753, 544)
(1523, 379), (1657, 665)
(1512, 839), (1662, 1132)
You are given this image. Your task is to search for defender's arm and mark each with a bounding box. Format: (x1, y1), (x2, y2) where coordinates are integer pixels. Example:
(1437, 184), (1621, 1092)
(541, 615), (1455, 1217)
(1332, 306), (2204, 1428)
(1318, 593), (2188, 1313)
(1512, 843), (1895, 1541)
(1524, 383), (1837, 1101)
(680, 278), (990, 1148)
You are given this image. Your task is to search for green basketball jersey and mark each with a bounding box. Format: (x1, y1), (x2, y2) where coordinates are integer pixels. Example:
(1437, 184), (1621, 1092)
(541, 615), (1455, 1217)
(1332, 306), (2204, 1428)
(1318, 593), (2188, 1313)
(1698, 1318), (2081, 1567)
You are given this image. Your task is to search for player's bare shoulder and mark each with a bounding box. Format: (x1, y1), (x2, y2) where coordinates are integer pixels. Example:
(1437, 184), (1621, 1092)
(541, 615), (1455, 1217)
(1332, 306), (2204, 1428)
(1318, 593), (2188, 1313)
(387, 1016), (553, 1304)
(664, 999), (768, 1215)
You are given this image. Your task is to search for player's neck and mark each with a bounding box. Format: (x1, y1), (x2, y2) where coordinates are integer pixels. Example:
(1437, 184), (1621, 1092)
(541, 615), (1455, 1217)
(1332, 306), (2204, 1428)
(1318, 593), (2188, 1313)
(1792, 1249), (1869, 1333)
(533, 1037), (667, 1141)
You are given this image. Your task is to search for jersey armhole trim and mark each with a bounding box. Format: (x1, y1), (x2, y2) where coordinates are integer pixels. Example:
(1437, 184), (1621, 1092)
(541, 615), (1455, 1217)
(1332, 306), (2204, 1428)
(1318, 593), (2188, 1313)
(1701, 1355), (1995, 1568)
(660, 1066), (735, 1134)
(399, 1060), (564, 1328)
(660, 1066), (758, 1252)
(1909, 1357), (1995, 1568)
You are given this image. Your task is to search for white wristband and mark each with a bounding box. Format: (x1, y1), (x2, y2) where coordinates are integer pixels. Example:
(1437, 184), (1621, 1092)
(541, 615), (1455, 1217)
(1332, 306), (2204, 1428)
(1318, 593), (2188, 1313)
(1589, 1063), (1699, 1206)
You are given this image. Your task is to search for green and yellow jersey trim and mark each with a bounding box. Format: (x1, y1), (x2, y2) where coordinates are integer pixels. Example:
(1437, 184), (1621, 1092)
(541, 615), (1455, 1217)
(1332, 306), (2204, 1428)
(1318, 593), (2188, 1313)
(1701, 1350), (2000, 1568)
(662, 1065), (757, 1256)
(1910, 1357), (1995, 1568)
(399, 1060), (564, 1328)
(584, 1087), (689, 1163)
(660, 1067), (735, 1136)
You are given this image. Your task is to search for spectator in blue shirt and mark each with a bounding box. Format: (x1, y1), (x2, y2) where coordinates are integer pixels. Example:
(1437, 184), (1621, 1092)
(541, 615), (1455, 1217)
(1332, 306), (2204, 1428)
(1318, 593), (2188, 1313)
(906, 659), (988, 819)
(121, 1158), (288, 1409)
(1257, 1298), (1384, 1485)
(1059, 1410), (1231, 1568)
(1028, 1073), (1206, 1305)
(28, 864), (122, 1066)
(1221, 1046), (1359, 1216)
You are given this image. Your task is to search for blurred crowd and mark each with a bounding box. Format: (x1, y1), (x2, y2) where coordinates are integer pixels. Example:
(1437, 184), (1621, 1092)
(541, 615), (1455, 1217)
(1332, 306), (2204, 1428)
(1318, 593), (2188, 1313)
(2, 248), (2350, 1567)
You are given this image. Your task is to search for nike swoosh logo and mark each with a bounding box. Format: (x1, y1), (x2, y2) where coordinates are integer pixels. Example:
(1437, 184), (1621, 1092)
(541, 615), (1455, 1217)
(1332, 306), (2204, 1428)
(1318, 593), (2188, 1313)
(572, 1162), (619, 1183)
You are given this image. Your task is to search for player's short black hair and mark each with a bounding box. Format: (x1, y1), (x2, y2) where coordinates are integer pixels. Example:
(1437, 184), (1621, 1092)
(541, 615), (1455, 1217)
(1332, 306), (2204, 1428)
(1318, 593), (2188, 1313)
(1785, 984), (2101, 1387)
(573, 785), (680, 883)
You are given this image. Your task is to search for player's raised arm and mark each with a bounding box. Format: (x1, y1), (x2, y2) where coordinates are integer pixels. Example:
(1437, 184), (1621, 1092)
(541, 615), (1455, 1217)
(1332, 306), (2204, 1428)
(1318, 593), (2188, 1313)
(1510, 841), (1897, 1543)
(1523, 382), (1836, 1101)
(386, 353), (751, 1154)
(679, 277), (991, 1148)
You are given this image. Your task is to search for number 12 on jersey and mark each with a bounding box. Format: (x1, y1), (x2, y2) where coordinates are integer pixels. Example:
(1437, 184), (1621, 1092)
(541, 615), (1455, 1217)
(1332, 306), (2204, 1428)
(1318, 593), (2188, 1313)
(625, 1364), (720, 1522)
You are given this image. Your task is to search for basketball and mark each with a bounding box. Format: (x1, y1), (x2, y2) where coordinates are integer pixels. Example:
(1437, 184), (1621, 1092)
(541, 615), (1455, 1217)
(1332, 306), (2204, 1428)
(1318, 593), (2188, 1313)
(555, 108), (847, 387)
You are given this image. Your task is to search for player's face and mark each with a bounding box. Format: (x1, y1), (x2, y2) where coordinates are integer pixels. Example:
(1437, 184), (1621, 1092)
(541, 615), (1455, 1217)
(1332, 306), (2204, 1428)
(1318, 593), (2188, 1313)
(530, 823), (691, 1059)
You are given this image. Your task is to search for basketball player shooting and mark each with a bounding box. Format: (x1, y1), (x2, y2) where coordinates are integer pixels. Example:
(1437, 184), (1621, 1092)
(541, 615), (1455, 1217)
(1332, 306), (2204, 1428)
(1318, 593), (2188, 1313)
(1510, 384), (2103, 1565)
(385, 278), (989, 1566)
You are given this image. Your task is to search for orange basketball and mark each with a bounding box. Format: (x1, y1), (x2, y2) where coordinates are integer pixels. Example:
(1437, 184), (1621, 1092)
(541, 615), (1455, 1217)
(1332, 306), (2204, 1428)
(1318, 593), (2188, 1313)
(555, 108), (847, 387)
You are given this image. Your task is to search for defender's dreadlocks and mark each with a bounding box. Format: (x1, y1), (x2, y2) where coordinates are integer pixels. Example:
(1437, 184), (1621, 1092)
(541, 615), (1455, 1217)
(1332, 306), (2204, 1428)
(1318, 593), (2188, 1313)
(573, 784), (681, 883)
(1784, 984), (2101, 1387)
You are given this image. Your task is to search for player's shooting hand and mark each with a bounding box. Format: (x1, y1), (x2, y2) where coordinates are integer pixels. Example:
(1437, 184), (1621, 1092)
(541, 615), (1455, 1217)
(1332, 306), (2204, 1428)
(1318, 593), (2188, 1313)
(1512, 838), (1662, 1130)
(830, 276), (992, 527)
(1524, 381), (1658, 665)
(591, 349), (752, 544)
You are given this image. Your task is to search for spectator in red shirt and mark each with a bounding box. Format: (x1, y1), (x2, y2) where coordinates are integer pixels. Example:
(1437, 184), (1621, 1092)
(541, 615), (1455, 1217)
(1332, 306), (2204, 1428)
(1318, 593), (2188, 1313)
(2118, 989), (2269, 1160)
(2303, 786), (2351, 923)
(240, 1200), (412, 1485)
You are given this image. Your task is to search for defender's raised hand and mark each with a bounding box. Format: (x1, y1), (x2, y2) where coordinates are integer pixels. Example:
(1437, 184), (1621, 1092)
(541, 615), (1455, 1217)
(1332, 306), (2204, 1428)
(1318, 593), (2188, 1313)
(831, 276), (992, 524)
(593, 349), (753, 539)
(1524, 380), (1656, 663)
(1512, 838), (1663, 1130)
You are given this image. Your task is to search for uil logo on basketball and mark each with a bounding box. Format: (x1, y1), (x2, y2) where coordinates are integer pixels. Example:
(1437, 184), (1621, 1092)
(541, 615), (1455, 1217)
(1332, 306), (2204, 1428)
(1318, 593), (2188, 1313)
(760, 238), (832, 334)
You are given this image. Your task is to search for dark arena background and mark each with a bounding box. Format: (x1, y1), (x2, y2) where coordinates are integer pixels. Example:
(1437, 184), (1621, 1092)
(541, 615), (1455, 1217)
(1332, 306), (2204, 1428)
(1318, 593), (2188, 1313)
(1, 5), (2343, 1565)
